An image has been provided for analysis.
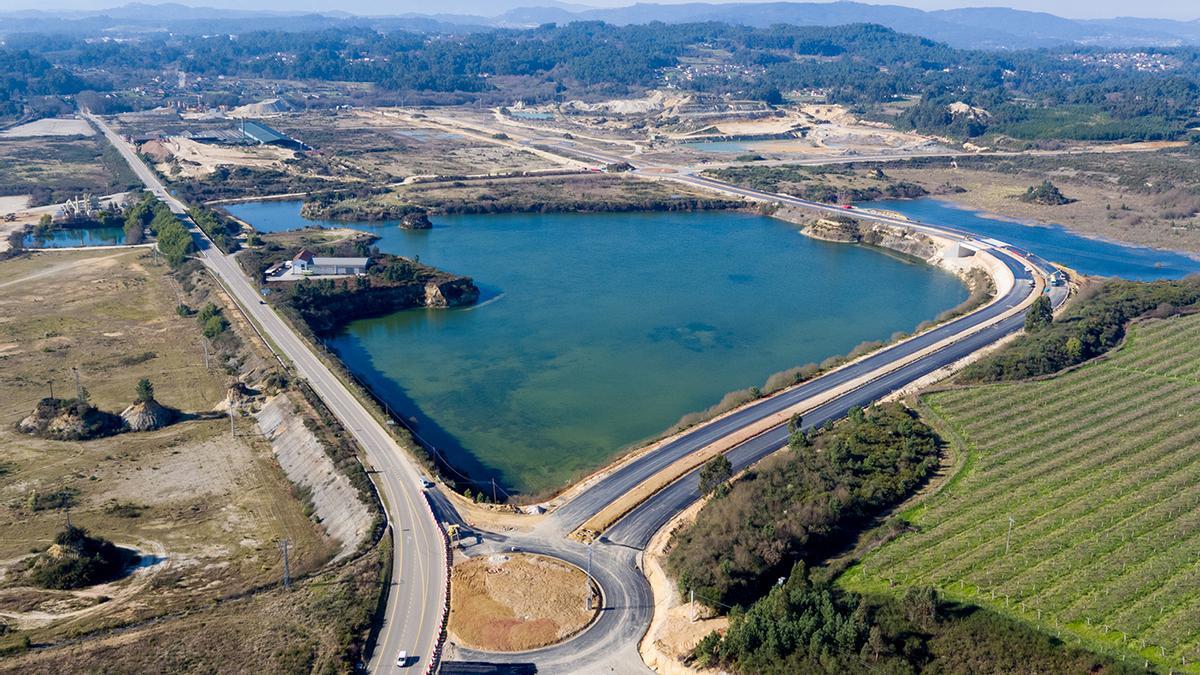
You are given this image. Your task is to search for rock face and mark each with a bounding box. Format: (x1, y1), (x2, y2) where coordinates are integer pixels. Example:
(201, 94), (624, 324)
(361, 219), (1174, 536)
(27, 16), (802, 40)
(120, 399), (174, 432)
(400, 213), (433, 230)
(803, 217), (937, 259)
(256, 395), (372, 560)
(424, 278), (481, 308)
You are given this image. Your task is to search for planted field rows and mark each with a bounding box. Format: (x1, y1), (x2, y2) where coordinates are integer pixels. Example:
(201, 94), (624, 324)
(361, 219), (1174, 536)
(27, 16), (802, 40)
(844, 314), (1200, 671)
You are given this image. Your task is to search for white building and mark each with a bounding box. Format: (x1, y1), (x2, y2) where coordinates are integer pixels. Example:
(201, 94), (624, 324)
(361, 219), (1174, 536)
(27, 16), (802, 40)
(292, 249), (369, 276)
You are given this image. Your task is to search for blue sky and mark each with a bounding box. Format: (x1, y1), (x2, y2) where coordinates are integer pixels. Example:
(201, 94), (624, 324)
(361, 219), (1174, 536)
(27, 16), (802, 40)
(9, 0), (1198, 21)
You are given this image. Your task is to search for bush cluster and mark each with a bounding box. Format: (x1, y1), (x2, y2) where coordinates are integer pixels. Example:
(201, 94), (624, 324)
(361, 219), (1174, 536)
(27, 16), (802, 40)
(668, 404), (940, 608)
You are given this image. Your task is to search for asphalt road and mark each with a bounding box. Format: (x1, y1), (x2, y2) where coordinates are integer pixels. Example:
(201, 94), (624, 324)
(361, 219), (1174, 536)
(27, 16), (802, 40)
(93, 110), (1062, 674)
(551, 251), (1036, 535)
(87, 114), (446, 674)
(440, 141), (1065, 674)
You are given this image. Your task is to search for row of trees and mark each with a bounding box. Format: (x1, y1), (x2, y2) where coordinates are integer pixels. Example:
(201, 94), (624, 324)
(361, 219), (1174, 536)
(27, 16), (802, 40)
(962, 277), (1200, 382)
(188, 207), (240, 253)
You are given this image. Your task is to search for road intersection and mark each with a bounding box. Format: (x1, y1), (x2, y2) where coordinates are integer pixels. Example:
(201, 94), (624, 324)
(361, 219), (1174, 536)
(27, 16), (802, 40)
(92, 110), (1065, 674)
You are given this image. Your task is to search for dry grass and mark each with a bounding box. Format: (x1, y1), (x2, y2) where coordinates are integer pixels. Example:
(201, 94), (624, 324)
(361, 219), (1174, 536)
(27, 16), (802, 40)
(0, 542), (386, 673)
(0, 249), (333, 649)
(448, 553), (594, 652)
(888, 162), (1200, 252)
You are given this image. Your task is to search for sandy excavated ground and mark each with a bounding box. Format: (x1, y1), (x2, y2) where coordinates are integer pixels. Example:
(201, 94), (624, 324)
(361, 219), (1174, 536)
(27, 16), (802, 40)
(0, 195), (30, 215)
(0, 118), (94, 138)
(448, 553), (595, 652)
(151, 137), (295, 179)
(640, 499), (727, 675)
(0, 249), (331, 640)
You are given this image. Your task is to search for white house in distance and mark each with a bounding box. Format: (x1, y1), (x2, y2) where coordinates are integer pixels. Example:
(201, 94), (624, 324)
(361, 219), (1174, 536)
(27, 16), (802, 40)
(292, 249), (369, 275)
(265, 249), (370, 281)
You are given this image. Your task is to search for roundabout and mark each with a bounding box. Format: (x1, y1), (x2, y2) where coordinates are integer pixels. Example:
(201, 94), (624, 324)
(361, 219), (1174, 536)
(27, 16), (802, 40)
(447, 552), (600, 652)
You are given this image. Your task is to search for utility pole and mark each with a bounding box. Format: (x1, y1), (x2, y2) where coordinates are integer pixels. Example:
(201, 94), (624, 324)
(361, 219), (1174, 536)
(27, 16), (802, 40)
(72, 367), (83, 400)
(202, 337), (210, 370)
(280, 539), (291, 588)
(229, 408), (236, 437)
(690, 588), (696, 622)
(492, 477), (497, 503)
(1005, 516), (1015, 555)
(586, 541), (594, 611)
(48, 381), (54, 400)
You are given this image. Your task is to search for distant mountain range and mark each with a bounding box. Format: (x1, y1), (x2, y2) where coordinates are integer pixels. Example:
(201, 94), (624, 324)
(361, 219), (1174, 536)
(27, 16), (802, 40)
(2, 1), (1199, 50)
(495, 2), (1200, 49)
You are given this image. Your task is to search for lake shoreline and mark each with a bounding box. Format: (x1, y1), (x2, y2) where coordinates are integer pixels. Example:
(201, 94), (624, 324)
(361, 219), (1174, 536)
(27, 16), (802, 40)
(229, 203), (971, 497)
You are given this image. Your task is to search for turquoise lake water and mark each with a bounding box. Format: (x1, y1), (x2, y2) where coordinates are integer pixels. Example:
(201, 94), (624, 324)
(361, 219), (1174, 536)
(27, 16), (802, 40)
(226, 201), (970, 494)
(678, 139), (805, 154)
(24, 226), (125, 248)
(872, 198), (1200, 281)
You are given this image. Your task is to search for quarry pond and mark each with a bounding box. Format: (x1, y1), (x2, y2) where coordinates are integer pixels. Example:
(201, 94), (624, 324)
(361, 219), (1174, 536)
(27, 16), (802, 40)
(872, 198), (1200, 280)
(227, 201), (970, 495)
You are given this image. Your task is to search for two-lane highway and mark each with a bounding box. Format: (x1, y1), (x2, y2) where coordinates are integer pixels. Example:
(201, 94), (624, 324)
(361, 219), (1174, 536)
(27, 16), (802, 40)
(87, 114), (445, 673)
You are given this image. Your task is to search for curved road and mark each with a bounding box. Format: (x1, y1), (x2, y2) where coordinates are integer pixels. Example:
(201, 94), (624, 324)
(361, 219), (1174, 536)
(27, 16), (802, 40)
(95, 108), (1064, 674)
(87, 114), (447, 673)
(430, 131), (1066, 673)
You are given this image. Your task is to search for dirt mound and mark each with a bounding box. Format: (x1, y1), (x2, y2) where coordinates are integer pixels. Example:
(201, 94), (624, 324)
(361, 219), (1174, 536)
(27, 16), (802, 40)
(139, 140), (173, 163)
(229, 98), (294, 117)
(216, 381), (259, 412)
(26, 526), (132, 590)
(18, 398), (123, 441)
(448, 553), (596, 652)
(120, 399), (175, 432)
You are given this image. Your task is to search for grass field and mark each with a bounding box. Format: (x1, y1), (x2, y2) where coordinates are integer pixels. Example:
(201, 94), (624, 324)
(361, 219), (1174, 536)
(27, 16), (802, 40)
(843, 312), (1200, 671)
(0, 249), (336, 655)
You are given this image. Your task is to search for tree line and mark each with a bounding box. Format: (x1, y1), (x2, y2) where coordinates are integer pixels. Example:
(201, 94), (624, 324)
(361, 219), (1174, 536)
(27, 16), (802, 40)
(961, 277), (1200, 382)
(667, 403), (941, 608)
(5, 22), (1200, 141)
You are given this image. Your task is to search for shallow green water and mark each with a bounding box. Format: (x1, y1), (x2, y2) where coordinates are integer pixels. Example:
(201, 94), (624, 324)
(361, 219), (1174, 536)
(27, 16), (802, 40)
(227, 203), (967, 495)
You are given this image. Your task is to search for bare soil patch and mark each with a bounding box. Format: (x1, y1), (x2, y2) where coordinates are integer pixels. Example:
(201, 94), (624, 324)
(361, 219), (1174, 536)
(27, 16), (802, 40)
(0, 118), (94, 139)
(448, 553), (595, 652)
(152, 137), (295, 179)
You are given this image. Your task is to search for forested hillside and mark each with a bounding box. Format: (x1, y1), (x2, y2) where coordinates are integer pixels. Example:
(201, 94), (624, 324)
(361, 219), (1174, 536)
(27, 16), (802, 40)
(3, 22), (1199, 141)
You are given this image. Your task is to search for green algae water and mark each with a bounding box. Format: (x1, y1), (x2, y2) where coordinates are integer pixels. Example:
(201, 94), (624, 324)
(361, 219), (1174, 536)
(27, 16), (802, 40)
(226, 203), (967, 495)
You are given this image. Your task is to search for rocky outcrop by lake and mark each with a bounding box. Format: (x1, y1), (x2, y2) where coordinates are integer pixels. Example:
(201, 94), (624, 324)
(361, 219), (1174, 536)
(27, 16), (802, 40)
(282, 255), (480, 335)
(801, 215), (939, 260)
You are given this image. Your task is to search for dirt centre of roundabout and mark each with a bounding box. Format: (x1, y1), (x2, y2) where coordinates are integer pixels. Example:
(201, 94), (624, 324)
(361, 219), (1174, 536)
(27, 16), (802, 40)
(448, 552), (599, 652)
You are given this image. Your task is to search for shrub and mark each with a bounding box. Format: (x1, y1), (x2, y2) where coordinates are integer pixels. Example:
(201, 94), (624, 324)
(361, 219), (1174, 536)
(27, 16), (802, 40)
(28, 525), (128, 590)
(668, 404), (940, 608)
